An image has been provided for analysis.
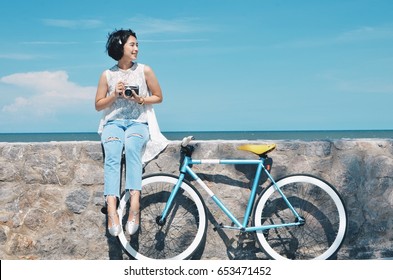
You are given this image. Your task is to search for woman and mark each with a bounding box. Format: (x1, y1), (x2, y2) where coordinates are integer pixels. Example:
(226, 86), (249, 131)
(95, 29), (168, 236)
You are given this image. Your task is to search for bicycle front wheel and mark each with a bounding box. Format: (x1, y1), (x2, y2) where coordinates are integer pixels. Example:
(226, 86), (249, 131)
(117, 174), (207, 260)
(253, 174), (347, 260)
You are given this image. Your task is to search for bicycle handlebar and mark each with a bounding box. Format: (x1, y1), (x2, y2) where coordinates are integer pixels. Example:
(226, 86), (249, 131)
(181, 136), (195, 147)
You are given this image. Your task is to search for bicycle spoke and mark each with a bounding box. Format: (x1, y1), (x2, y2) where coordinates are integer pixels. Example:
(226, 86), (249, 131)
(254, 175), (347, 260)
(117, 174), (207, 259)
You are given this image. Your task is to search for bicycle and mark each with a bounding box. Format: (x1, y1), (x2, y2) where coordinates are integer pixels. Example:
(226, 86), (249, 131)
(116, 136), (348, 260)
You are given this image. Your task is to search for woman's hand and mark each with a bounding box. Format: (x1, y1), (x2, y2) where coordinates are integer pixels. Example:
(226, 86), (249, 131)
(133, 92), (145, 105)
(125, 90), (144, 104)
(115, 81), (125, 97)
(122, 87), (143, 104)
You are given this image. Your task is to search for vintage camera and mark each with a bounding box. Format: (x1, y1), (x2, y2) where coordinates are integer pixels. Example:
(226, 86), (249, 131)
(124, 85), (139, 97)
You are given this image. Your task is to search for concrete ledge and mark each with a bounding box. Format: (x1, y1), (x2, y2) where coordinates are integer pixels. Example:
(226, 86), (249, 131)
(0, 139), (393, 259)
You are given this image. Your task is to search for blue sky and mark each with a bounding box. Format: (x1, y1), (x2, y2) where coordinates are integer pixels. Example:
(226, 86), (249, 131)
(0, 0), (392, 133)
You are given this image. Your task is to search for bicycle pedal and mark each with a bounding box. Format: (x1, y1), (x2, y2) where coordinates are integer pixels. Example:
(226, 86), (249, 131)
(237, 233), (255, 244)
(213, 223), (223, 231)
(238, 237), (255, 244)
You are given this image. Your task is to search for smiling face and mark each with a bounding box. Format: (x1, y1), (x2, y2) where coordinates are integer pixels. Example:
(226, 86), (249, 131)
(106, 29), (138, 61)
(122, 35), (139, 61)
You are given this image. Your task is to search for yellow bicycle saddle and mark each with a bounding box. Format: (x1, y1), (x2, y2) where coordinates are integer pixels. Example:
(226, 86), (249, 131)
(237, 144), (276, 156)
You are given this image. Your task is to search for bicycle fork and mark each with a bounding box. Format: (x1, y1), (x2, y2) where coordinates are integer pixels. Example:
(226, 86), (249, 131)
(157, 172), (187, 225)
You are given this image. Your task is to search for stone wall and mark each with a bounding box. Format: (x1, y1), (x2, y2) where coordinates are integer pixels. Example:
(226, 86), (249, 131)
(0, 139), (392, 260)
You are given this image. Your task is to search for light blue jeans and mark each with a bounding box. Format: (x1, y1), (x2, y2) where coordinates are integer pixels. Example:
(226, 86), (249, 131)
(101, 120), (149, 198)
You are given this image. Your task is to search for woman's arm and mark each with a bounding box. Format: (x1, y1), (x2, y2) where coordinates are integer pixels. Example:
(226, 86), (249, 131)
(95, 71), (120, 111)
(142, 65), (163, 105)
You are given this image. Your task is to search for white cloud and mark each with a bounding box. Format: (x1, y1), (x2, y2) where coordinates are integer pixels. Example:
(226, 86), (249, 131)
(42, 19), (103, 29)
(21, 41), (79, 45)
(317, 72), (393, 95)
(2, 97), (29, 113)
(335, 25), (393, 43)
(129, 17), (217, 35)
(141, 38), (209, 43)
(273, 25), (393, 49)
(0, 54), (42, 60)
(1, 71), (96, 118)
(337, 79), (393, 94)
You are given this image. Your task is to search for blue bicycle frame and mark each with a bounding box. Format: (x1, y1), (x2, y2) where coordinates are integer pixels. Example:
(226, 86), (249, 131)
(159, 154), (305, 232)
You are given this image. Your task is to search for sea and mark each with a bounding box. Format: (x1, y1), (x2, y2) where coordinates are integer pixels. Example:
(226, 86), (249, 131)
(0, 130), (393, 142)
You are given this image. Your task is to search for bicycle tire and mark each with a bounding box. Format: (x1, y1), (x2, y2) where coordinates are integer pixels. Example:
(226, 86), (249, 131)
(117, 174), (208, 260)
(253, 174), (347, 260)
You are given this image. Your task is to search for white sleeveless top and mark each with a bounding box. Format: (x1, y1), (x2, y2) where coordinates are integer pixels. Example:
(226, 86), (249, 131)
(98, 62), (169, 163)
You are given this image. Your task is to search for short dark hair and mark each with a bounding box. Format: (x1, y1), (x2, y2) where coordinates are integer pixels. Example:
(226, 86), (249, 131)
(106, 29), (137, 61)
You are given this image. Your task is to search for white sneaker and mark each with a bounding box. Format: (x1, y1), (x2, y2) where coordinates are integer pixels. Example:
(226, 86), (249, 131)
(126, 220), (139, 235)
(108, 213), (122, 237)
(126, 211), (139, 235)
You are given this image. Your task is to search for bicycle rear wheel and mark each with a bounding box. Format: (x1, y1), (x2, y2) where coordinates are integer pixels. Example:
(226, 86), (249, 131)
(117, 174), (207, 260)
(253, 174), (347, 260)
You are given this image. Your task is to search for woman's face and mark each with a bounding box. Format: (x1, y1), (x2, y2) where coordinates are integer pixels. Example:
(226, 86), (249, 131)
(122, 35), (139, 61)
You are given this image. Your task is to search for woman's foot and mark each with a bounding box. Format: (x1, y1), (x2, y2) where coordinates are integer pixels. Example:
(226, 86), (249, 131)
(126, 190), (140, 235)
(106, 196), (122, 236)
(126, 211), (140, 235)
(108, 213), (122, 236)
